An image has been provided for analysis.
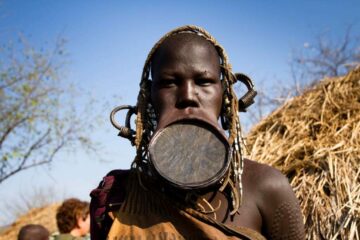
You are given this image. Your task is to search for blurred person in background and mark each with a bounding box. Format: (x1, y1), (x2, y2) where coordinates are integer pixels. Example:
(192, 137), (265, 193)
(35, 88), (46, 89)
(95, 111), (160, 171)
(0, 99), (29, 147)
(54, 198), (90, 240)
(18, 224), (50, 240)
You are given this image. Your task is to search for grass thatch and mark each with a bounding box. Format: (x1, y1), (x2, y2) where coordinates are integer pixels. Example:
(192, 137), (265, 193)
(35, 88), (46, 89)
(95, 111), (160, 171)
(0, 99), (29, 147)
(246, 67), (360, 240)
(0, 203), (59, 240)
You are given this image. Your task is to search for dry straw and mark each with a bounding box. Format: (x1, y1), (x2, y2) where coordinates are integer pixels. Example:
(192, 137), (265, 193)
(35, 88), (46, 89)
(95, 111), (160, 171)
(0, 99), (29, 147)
(246, 67), (360, 239)
(0, 203), (59, 240)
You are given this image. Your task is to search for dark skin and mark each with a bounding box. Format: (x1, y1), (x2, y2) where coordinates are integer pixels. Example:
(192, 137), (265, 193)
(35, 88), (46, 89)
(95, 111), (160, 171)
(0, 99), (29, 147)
(151, 34), (305, 239)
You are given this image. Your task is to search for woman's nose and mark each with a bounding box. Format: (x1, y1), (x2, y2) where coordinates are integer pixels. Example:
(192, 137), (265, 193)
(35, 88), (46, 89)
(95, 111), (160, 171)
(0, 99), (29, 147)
(176, 81), (199, 109)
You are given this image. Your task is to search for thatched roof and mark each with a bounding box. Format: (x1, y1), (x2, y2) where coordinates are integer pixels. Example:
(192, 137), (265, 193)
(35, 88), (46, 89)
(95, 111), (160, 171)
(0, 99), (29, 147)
(0, 203), (60, 240)
(246, 67), (360, 239)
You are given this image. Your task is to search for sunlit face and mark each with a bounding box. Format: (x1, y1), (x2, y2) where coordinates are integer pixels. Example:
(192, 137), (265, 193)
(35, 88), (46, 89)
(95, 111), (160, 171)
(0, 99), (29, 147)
(151, 34), (222, 127)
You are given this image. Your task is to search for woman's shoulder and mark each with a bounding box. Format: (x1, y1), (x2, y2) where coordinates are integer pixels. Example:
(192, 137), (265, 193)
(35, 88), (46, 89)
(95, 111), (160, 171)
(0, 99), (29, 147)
(242, 159), (305, 239)
(243, 159), (295, 203)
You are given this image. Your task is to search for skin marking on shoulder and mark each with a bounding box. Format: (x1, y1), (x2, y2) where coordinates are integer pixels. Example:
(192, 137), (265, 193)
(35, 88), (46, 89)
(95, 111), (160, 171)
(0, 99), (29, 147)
(269, 202), (305, 240)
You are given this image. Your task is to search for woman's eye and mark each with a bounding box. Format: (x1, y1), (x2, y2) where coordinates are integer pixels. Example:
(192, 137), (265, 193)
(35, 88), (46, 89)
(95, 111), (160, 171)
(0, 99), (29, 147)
(160, 78), (176, 87)
(196, 78), (212, 86)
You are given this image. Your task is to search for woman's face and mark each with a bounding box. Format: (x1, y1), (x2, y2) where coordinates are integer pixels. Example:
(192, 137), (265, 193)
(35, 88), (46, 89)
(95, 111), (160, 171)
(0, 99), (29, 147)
(151, 34), (222, 127)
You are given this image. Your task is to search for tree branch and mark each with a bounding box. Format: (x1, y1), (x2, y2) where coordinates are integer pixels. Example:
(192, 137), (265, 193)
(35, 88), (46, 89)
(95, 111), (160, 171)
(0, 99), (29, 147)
(0, 116), (30, 149)
(0, 129), (50, 183)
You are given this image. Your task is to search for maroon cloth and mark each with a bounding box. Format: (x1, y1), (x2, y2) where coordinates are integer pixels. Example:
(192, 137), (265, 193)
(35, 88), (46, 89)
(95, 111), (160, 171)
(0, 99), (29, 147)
(89, 169), (129, 240)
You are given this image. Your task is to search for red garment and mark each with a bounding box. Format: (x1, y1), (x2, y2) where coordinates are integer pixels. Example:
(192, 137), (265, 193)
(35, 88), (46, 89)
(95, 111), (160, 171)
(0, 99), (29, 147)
(90, 169), (129, 240)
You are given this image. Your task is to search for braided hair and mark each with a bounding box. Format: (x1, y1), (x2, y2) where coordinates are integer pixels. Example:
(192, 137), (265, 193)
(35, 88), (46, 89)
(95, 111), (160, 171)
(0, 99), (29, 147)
(132, 25), (247, 215)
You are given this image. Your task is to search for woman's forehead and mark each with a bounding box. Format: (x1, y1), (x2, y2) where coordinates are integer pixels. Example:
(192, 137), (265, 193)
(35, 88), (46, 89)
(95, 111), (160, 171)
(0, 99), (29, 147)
(151, 33), (220, 76)
(155, 33), (218, 57)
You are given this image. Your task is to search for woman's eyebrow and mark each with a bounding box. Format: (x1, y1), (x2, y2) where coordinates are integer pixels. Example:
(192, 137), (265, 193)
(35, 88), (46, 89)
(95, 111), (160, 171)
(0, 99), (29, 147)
(194, 70), (219, 78)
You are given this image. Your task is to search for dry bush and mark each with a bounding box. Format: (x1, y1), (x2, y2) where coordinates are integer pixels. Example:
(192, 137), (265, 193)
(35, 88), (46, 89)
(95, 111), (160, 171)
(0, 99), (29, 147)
(0, 203), (59, 240)
(0, 186), (62, 224)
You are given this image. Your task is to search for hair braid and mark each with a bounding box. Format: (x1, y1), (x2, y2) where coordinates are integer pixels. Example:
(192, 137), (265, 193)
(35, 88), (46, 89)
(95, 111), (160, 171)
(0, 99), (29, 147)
(133, 25), (247, 214)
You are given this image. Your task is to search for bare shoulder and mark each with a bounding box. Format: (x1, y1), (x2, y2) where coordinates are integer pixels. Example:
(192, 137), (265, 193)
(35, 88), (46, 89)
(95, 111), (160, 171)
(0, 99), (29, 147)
(243, 159), (293, 199)
(243, 159), (305, 240)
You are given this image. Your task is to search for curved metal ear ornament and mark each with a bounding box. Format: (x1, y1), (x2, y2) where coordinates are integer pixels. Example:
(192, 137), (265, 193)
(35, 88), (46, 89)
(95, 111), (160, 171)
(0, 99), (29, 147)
(235, 73), (257, 112)
(110, 105), (137, 145)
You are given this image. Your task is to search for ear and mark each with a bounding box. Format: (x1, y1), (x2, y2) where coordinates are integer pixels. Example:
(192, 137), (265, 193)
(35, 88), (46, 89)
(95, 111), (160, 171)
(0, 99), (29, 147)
(220, 105), (230, 130)
(220, 79), (230, 130)
(147, 79), (157, 113)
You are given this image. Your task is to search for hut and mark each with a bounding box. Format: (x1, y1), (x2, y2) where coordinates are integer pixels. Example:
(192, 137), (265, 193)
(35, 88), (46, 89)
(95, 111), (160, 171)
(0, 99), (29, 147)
(246, 67), (360, 239)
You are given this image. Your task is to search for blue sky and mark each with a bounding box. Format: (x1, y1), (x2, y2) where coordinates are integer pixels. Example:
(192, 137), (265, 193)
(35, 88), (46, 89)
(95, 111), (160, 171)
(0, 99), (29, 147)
(0, 0), (359, 224)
